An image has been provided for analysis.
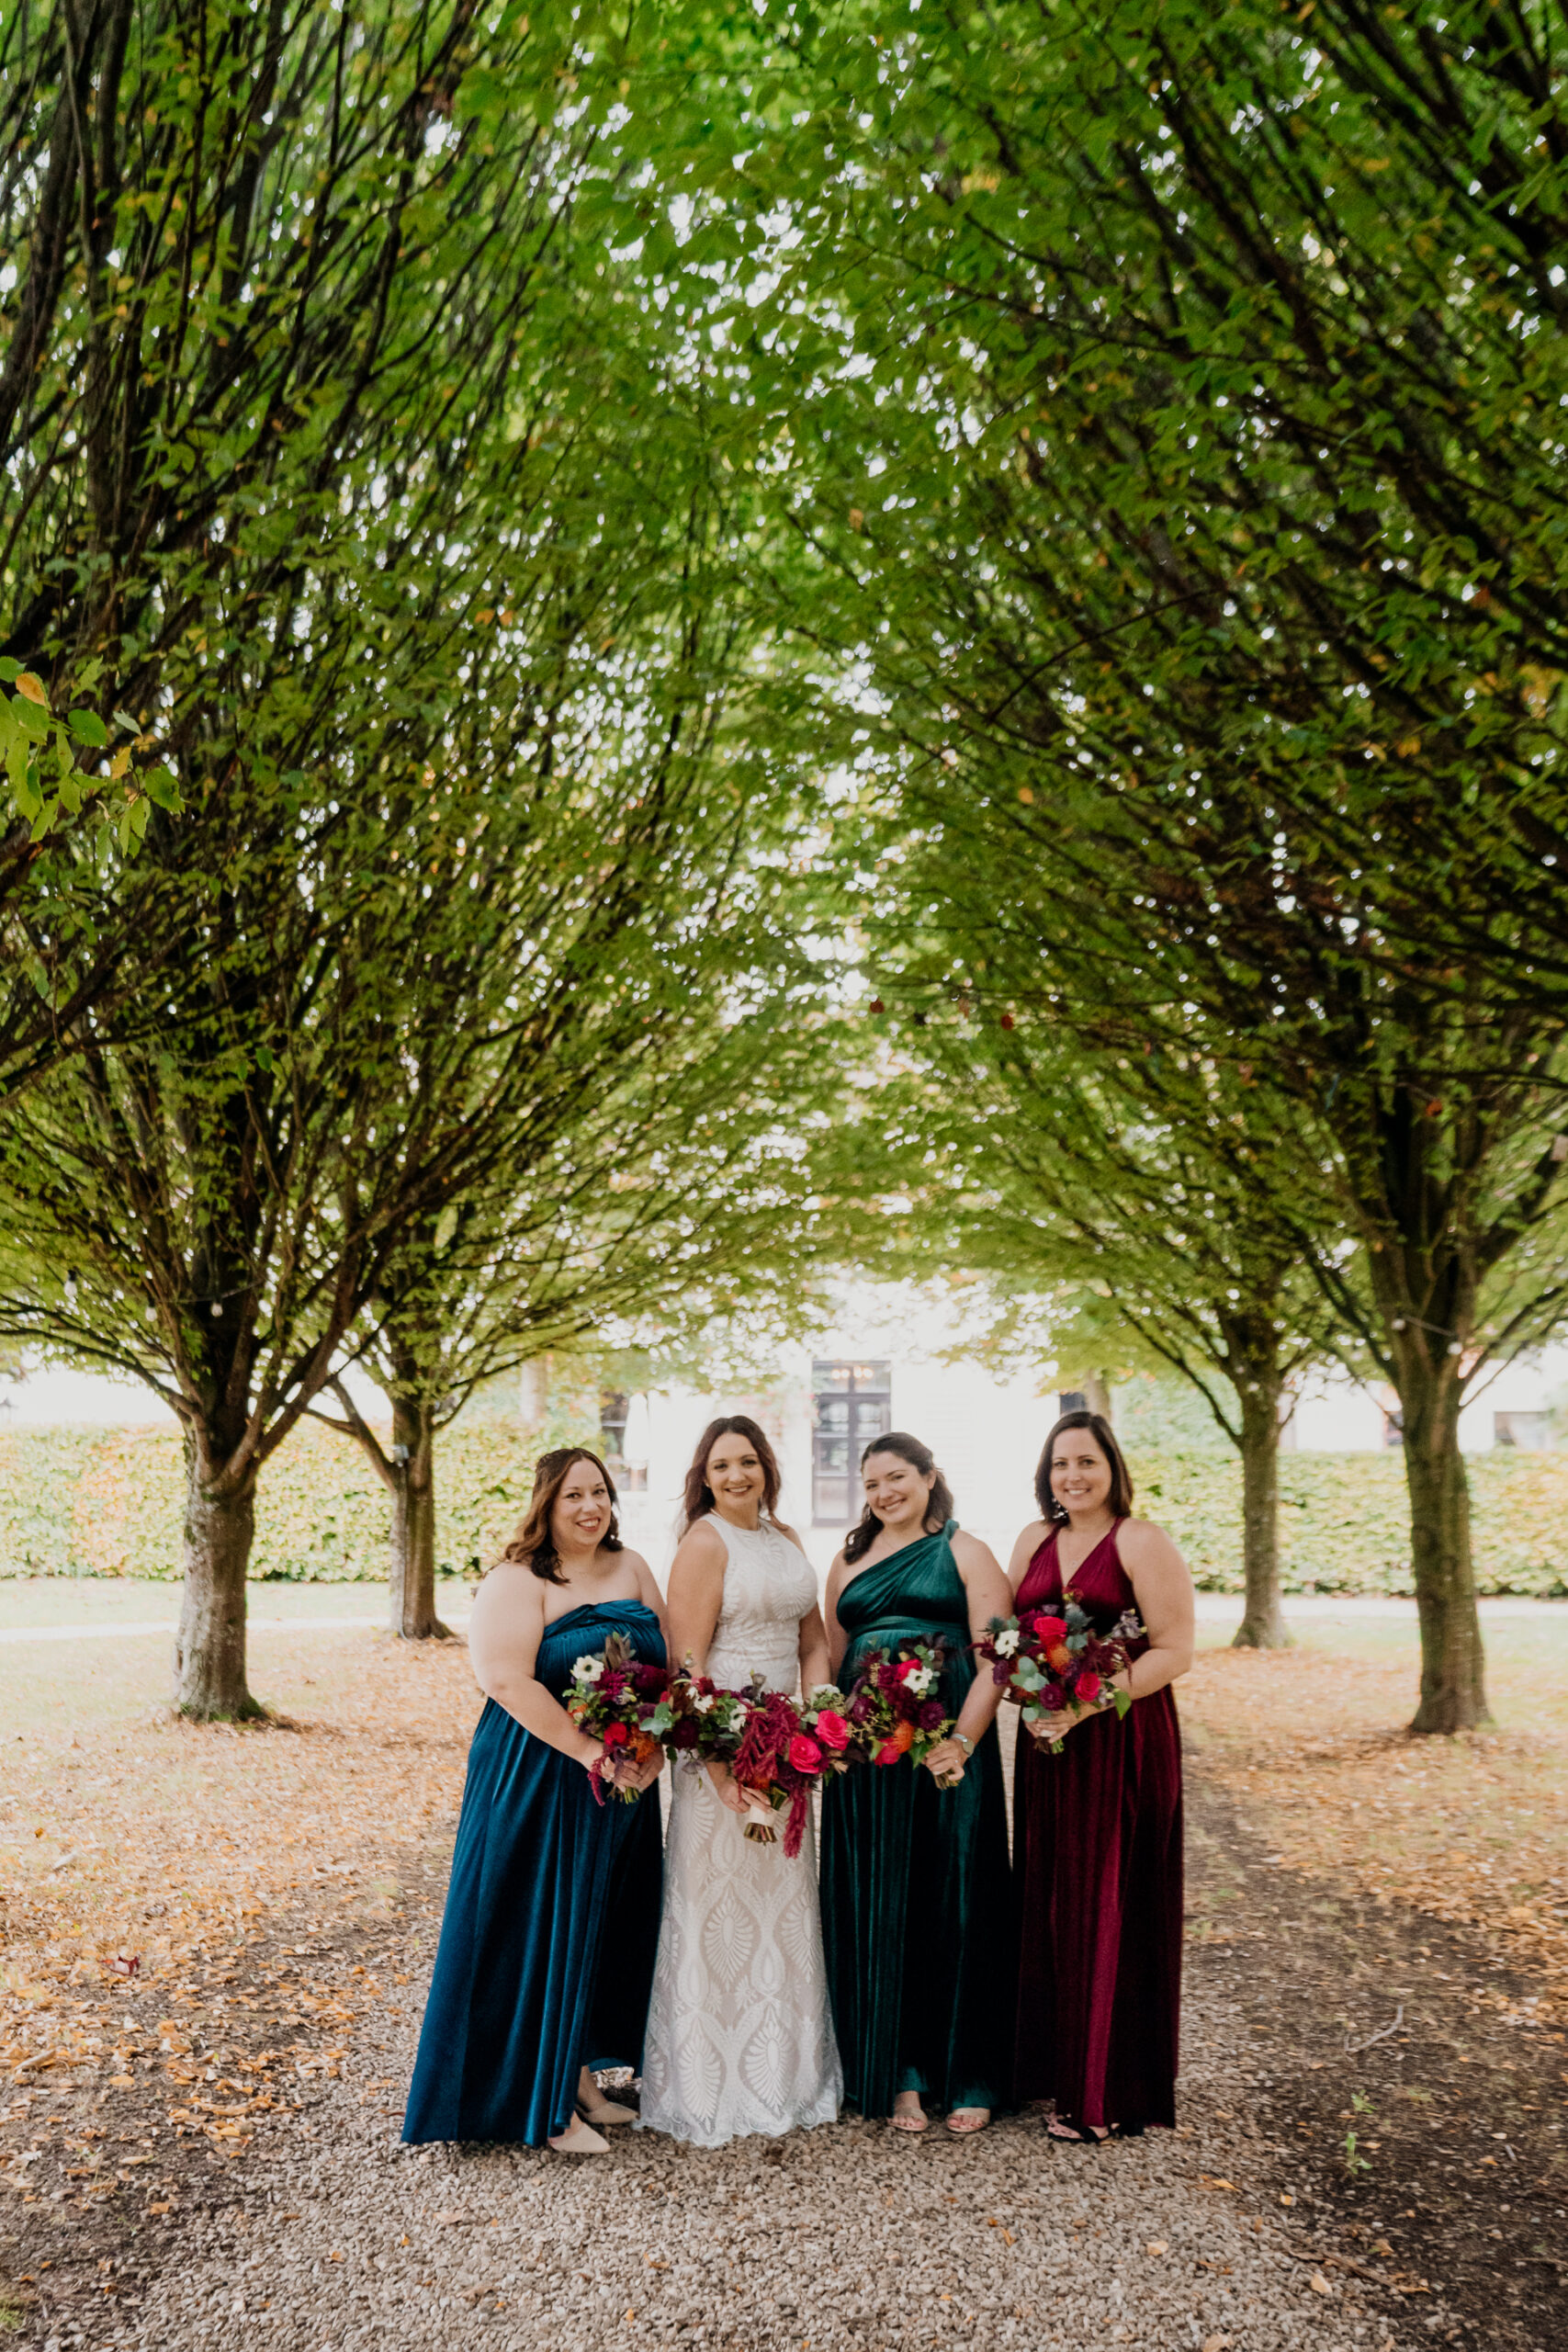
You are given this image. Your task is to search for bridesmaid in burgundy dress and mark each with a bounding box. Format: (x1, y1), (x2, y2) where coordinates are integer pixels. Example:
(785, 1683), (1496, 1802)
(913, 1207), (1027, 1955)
(1009, 1408), (1194, 2143)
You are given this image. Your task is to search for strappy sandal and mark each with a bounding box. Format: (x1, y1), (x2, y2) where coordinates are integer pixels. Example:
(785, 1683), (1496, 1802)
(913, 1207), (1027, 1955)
(890, 2102), (929, 2133)
(945, 2108), (990, 2135)
(1046, 2114), (1144, 2144)
(1045, 2114), (1103, 2146)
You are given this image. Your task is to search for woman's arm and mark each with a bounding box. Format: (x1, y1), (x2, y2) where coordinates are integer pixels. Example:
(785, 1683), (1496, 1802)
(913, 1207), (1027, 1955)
(628, 1551), (669, 1634)
(919, 1532), (1012, 1781)
(467, 1570), (604, 1773)
(1030, 1518), (1195, 1745)
(822, 1553), (852, 1679)
(1117, 1520), (1195, 1699)
(796, 1603), (831, 1694)
(1007, 1518), (1051, 1599)
(666, 1521), (749, 1814)
(664, 1521), (727, 1675)
(775, 1521), (831, 1690)
(618, 1552), (669, 1791)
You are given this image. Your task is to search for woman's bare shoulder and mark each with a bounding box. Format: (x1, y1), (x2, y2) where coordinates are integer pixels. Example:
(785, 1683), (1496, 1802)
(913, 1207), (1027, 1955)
(623, 1552), (665, 1611)
(666, 1521), (728, 1602)
(468, 1561), (545, 1645)
(671, 1515), (726, 1561)
(1117, 1515), (1184, 1565)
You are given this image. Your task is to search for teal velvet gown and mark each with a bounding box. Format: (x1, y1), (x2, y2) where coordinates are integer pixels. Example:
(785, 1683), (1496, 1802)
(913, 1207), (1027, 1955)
(820, 1522), (1013, 2117)
(402, 1599), (665, 2146)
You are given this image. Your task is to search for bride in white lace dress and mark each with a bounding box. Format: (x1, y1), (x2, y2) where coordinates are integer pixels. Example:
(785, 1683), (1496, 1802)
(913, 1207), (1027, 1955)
(638, 1416), (842, 2146)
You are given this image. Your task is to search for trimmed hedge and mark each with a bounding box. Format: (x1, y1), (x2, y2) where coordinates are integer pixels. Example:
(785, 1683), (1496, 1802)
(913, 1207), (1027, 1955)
(0, 1421), (1565, 1594)
(1137, 1446), (1568, 1598)
(0, 1414), (595, 1583)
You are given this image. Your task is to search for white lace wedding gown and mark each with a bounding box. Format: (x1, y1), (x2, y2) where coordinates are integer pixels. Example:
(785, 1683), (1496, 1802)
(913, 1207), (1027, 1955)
(638, 1513), (842, 2146)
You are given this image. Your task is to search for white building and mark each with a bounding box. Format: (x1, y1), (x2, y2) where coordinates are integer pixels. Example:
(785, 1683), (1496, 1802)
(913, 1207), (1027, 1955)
(1286, 1347), (1568, 1455)
(613, 1299), (1568, 1580)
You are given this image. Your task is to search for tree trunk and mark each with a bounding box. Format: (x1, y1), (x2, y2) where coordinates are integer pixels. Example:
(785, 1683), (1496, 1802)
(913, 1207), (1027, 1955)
(389, 1388), (448, 1640)
(174, 1431), (262, 1720)
(1082, 1369), (1113, 1420)
(1231, 1372), (1292, 1649)
(1395, 1351), (1488, 1733)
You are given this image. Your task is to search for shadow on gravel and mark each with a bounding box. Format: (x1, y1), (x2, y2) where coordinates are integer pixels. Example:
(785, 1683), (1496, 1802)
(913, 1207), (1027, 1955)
(6, 1758), (1566, 2352)
(1184, 1777), (1567, 2352)
(0, 1849), (449, 2347)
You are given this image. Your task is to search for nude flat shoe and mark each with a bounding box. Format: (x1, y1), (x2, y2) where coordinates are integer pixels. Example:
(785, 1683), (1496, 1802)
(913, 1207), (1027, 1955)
(547, 2116), (610, 2154)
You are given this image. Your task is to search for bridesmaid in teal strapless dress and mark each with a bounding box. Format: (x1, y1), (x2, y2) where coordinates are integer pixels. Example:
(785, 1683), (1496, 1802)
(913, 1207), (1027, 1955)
(403, 1449), (667, 2152)
(821, 1433), (1014, 2132)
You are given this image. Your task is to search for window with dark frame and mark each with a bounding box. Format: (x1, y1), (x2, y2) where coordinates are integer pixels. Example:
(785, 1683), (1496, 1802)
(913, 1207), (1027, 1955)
(811, 1360), (892, 1526)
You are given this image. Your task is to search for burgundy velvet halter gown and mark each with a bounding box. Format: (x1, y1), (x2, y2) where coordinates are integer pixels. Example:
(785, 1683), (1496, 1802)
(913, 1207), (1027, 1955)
(1012, 1520), (1183, 2132)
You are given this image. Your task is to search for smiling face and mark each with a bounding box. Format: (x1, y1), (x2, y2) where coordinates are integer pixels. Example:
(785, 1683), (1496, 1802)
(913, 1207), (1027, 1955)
(706, 1432), (767, 1521)
(550, 1457), (614, 1553)
(861, 1448), (935, 1535)
(1049, 1427), (1114, 1521)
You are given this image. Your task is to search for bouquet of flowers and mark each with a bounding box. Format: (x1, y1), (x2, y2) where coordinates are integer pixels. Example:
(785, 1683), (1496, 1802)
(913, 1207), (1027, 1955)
(729, 1684), (823, 1854)
(797, 1685), (856, 1785)
(975, 1599), (1141, 1743)
(840, 1639), (956, 1773)
(662, 1668), (751, 1770)
(563, 1634), (671, 1804)
(662, 1668), (853, 1851)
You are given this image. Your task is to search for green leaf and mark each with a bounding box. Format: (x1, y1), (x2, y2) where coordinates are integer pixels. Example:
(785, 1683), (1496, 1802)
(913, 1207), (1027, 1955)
(67, 708), (109, 747)
(141, 764), (182, 811)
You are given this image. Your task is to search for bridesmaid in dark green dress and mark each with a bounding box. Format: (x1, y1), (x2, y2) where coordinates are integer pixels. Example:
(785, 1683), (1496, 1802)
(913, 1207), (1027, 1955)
(821, 1431), (1013, 2135)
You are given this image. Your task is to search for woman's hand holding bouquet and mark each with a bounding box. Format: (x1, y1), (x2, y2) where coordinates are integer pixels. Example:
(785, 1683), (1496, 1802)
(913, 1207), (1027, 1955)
(728, 1682), (829, 1853)
(563, 1634), (671, 1801)
(975, 1599), (1142, 1751)
(663, 1665), (754, 1815)
(840, 1640), (960, 1783)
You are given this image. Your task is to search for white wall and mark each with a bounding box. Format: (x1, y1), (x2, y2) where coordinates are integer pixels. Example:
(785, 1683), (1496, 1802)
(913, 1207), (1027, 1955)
(1287, 1343), (1568, 1454)
(619, 1286), (1055, 1587)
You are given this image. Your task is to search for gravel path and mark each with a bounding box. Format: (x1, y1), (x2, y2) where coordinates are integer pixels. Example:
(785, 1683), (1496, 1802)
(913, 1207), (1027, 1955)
(89, 1940), (1425, 2352)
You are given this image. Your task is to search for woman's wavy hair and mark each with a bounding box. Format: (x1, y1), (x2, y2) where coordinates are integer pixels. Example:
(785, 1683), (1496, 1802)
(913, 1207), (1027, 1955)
(500, 1447), (623, 1586)
(842, 1430), (955, 1564)
(681, 1415), (782, 1532)
(1034, 1410), (1135, 1525)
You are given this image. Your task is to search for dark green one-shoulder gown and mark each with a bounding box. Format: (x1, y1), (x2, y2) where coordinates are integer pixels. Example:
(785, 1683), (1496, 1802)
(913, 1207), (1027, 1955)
(820, 1521), (1013, 2117)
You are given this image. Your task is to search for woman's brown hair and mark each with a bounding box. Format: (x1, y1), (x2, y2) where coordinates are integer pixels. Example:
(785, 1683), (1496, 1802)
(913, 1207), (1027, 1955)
(500, 1447), (623, 1586)
(842, 1430), (956, 1564)
(681, 1415), (782, 1532)
(1034, 1410), (1135, 1525)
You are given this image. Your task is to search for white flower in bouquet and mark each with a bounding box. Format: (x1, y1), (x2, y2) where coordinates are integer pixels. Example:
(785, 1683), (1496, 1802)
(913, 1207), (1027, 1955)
(905, 1666), (936, 1696)
(572, 1656), (605, 1683)
(993, 1627), (1021, 1658)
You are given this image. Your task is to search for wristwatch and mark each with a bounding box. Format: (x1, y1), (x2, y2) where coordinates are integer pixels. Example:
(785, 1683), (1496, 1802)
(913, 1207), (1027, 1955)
(951, 1731), (974, 1758)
